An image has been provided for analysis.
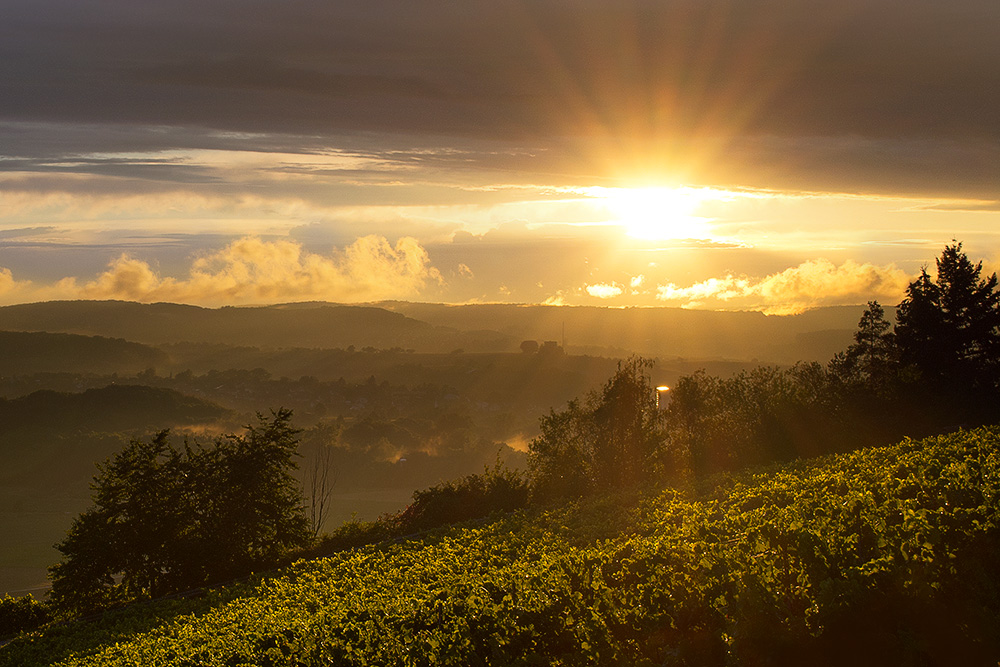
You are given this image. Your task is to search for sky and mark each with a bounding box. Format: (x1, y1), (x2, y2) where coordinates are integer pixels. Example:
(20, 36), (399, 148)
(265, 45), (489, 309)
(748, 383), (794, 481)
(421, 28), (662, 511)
(1, 0), (998, 313)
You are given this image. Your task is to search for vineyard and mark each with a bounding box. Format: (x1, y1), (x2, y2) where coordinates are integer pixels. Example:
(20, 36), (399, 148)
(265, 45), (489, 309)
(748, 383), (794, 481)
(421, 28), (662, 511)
(3, 427), (999, 666)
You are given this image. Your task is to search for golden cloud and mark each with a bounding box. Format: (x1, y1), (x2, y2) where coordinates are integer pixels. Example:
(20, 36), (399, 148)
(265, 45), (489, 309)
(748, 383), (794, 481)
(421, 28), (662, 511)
(656, 276), (753, 304)
(586, 282), (624, 299)
(0, 268), (28, 296)
(57, 235), (440, 306)
(657, 259), (911, 314)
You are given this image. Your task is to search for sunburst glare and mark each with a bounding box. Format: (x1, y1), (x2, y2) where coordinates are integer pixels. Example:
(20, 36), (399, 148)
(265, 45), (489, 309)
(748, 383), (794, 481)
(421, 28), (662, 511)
(581, 186), (731, 241)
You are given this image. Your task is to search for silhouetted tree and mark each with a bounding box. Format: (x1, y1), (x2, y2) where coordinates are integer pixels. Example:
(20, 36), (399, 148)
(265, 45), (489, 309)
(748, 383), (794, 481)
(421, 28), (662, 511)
(529, 399), (596, 500)
(829, 301), (900, 398)
(895, 243), (1000, 418)
(48, 431), (188, 613)
(186, 409), (311, 582)
(529, 357), (663, 499)
(49, 409), (311, 617)
(590, 357), (663, 488)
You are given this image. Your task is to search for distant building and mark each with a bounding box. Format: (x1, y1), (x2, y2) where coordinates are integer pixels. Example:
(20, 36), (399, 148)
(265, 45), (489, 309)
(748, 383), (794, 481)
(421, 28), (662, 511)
(539, 341), (564, 356)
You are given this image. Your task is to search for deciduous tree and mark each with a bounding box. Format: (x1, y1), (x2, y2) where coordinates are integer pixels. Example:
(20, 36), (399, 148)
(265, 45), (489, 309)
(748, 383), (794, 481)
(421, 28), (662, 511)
(529, 357), (663, 499)
(49, 409), (312, 616)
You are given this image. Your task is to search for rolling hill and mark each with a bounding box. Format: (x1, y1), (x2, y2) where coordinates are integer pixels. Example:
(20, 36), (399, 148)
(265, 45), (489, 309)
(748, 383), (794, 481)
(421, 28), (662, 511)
(0, 300), (872, 364)
(0, 301), (508, 353)
(0, 331), (166, 376)
(3, 427), (997, 665)
(379, 301), (871, 363)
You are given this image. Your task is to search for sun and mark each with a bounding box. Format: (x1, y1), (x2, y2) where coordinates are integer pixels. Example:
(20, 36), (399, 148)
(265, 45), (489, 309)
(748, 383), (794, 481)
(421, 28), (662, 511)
(593, 186), (715, 240)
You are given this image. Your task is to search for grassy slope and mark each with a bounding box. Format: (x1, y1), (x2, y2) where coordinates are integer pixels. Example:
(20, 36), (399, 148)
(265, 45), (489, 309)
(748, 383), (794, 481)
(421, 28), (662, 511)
(4, 427), (999, 666)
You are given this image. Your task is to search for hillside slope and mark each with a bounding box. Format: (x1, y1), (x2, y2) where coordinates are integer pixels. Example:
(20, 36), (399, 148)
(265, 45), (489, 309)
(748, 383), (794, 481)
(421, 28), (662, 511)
(379, 301), (867, 363)
(0, 385), (227, 438)
(0, 301), (508, 353)
(0, 300), (869, 362)
(0, 331), (165, 375)
(4, 427), (998, 665)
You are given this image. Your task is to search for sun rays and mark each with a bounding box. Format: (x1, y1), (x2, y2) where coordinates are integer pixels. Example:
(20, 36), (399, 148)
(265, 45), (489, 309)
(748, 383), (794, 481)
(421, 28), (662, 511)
(576, 185), (733, 241)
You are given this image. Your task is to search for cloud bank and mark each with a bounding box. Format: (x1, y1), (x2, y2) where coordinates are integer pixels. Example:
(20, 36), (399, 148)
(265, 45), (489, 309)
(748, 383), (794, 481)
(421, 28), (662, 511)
(0, 268), (28, 297)
(0, 239), (931, 315)
(656, 259), (912, 314)
(36, 235), (440, 306)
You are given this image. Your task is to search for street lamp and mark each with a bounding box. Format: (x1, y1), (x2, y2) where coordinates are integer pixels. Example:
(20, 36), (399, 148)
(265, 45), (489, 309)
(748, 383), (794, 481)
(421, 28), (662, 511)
(655, 385), (670, 410)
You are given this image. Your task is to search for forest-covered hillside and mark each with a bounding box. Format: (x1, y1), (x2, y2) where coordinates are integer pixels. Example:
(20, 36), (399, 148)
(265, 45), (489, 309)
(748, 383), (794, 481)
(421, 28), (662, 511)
(0, 300), (863, 362)
(0, 385), (226, 435)
(0, 301), (505, 353)
(0, 331), (165, 375)
(3, 427), (998, 666)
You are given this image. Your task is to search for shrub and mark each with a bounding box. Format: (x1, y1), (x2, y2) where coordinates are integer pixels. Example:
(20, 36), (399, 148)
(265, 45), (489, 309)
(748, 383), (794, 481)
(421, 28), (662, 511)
(0, 595), (51, 637)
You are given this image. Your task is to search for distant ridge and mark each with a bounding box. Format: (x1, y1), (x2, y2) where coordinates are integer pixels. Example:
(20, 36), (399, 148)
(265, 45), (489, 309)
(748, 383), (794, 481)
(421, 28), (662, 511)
(376, 301), (872, 363)
(0, 384), (227, 435)
(0, 301), (513, 353)
(0, 300), (873, 363)
(0, 330), (166, 374)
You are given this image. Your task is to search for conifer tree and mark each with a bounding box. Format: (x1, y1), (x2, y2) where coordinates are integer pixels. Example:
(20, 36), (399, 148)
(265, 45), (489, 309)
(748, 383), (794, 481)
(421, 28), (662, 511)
(895, 242), (1000, 395)
(829, 301), (899, 397)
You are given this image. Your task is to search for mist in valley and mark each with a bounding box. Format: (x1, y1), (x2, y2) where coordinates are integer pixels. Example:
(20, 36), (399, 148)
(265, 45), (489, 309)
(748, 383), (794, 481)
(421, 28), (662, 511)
(0, 299), (864, 596)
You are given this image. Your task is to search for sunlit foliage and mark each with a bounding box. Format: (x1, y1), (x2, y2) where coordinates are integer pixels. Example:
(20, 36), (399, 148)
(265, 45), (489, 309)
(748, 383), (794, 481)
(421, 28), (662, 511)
(529, 357), (664, 500)
(5, 428), (999, 665)
(0, 595), (50, 637)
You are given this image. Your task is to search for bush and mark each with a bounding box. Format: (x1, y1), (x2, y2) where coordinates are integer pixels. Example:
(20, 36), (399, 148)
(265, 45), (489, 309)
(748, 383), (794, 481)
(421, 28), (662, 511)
(0, 595), (51, 637)
(309, 458), (529, 556)
(394, 458), (529, 533)
(308, 517), (396, 556)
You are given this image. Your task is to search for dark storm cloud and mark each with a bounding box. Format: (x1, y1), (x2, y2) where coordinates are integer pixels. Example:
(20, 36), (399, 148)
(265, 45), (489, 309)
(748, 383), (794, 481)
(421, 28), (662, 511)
(1, 0), (998, 197)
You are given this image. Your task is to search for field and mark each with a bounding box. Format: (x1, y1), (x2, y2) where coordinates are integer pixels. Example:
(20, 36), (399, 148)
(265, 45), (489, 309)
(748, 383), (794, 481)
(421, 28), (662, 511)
(4, 426), (998, 666)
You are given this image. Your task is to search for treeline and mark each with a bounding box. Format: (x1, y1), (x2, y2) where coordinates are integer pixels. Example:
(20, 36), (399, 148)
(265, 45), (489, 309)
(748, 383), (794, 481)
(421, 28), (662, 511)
(529, 242), (1000, 498)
